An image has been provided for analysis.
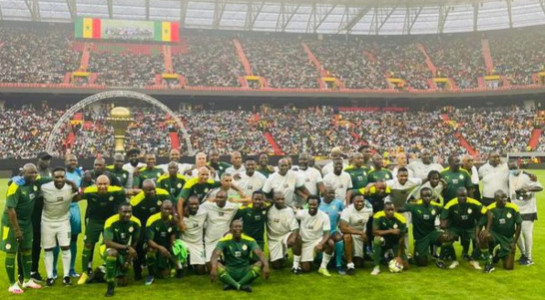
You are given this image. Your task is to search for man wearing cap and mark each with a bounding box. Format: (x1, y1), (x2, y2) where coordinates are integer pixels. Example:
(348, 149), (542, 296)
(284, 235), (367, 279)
(123, 148), (145, 189)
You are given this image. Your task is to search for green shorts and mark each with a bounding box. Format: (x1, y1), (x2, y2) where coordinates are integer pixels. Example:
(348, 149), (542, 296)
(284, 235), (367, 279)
(226, 266), (251, 281)
(448, 227), (475, 242)
(100, 244), (129, 277)
(414, 230), (443, 259)
(84, 219), (105, 244)
(1, 223), (33, 253)
(490, 231), (514, 259)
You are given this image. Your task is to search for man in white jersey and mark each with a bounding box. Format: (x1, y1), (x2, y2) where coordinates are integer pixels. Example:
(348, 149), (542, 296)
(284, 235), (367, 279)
(159, 149), (193, 175)
(263, 158), (309, 208)
(340, 194), (373, 275)
(478, 152), (509, 206)
(408, 149), (442, 180)
(180, 195), (207, 274)
(294, 196), (333, 277)
(235, 158), (266, 199)
(267, 192), (301, 272)
(392, 152), (415, 178)
(322, 147), (348, 176)
(293, 153), (324, 207)
(40, 167), (79, 286)
(201, 190), (239, 269)
(123, 148), (145, 188)
(323, 158), (353, 203)
(508, 162), (543, 266)
(225, 151), (246, 179)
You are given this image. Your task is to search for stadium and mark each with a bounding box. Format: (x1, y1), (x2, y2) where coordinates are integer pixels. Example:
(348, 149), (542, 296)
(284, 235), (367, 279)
(0, 0), (545, 299)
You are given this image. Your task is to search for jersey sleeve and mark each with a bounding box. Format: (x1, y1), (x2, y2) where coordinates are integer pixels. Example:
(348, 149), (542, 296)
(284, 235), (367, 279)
(514, 210), (523, 225)
(262, 177), (273, 194)
(288, 211), (299, 231)
(340, 208), (350, 223)
(322, 214), (331, 232)
(295, 174), (305, 188)
(132, 222), (141, 243)
(439, 206), (450, 220)
(5, 183), (20, 209)
(215, 240), (226, 251)
(346, 175), (353, 189)
(400, 220), (408, 234)
(180, 187), (192, 200)
(464, 173), (472, 189)
(146, 221), (156, 241)
(103, 223), (114, 241)
(249, 239), (259, 251)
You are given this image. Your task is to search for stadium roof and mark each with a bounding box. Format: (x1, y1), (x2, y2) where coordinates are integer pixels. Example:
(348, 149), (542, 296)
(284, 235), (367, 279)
(1, 0), (545, 35)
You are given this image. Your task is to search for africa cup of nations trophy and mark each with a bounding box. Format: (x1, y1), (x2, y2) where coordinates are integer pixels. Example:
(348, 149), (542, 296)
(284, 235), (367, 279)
(107, 106), (132, 153)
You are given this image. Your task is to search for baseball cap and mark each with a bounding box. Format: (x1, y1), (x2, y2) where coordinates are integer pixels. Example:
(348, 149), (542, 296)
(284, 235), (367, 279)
(37, 152), (52, 160)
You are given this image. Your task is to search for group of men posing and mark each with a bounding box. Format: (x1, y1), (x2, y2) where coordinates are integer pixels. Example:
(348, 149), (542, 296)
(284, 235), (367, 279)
(1, 146), (542, 295)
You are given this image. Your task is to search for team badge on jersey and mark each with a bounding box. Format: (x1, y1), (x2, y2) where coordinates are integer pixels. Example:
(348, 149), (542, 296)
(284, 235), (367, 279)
(242, 244), (248, 251)
(33, 186), (38, 191)
(168, 227), (172, 233)
(109, 196), (114, 201)
(157, 201), (162, 206)
(5, 243), (11, 250)
(507, 213), (512, 219)
(393, 223), (398, 229)
(128, 226), (134, 233)
(177, 183), (182, 188)
(123, 174), (127, 178)
(204, 188), (209, 193)
(431, 209), (436, 215)
(459, 175), (464, 180)
(467, 208), (472, 214)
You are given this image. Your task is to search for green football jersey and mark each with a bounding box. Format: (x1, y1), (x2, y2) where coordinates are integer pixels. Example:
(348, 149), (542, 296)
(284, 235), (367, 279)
(372, 210), (407, 245)
(486, 202), (522, 237)
(208, 161), (232, 177)
(180, 177), (220, 202)
(157, 174), (187, 201)
(404, 200), (443, 240)
(441, 197), (486, 230)
(107, 165), (129, 188)
(146, 212), (178, 248)
(344, 165), (370, 189)
(135, 167), (164, 188)
(2, 177), (51, 227)
(215, 233), (259, 268)
(367, 169), (393, 183)
(103, 214), (141, 249)
(234, 204), (269, 244)
(440, 167), (472, 201)
(130, 188), (173, 227)
(82, 185), (126, 221)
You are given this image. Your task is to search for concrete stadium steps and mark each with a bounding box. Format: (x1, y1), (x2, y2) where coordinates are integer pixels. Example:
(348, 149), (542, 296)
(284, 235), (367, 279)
(481, 39), (494, 74)
(233, 38), (253, 76)
(440, 114), (477, 157)
(264, 132), (284, 155)
(529, 128), (542, 150)
(169, 131), (180, 151)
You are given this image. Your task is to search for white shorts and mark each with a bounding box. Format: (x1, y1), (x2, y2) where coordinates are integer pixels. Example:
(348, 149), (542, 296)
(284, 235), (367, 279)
(268, 233), (292, 262)
(205, 240), (220, 263)
(302, 238), (322, 262)
(350, 235), (364, 258)
(184, 240), (205, 266)
(41, 219), (71, 249)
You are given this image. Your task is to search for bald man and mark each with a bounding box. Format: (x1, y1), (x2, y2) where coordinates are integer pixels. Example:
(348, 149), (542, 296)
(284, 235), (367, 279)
(159, 149), (193, 176)
(78, 175), (126, 285)
(107, 153), (130, 189)
(322, 147), (348, 176)
(82, 157), (122, 188)
(130, 179), (173, 280)
(225, 151), (246, 179)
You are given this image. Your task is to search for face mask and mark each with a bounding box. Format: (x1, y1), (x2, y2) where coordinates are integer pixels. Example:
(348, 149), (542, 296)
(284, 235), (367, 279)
(510, 170), (520, 176)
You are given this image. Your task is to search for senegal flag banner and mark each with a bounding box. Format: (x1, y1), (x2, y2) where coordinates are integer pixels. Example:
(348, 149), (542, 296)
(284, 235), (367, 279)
(74, 17), (101, 39)
(154, 21), (179, 42)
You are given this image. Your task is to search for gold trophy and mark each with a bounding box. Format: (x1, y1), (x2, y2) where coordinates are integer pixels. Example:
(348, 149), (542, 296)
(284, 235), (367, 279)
(107, 106), (132, 154)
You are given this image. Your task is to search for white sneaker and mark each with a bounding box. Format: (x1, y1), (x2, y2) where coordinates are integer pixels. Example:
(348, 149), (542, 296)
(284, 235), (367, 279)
(448, 261), (460, 269)
(370, 266), (380, 276)
(22, 279), (42, 289)
(8, 283), (23, 294)
(469, 260), (482, 270)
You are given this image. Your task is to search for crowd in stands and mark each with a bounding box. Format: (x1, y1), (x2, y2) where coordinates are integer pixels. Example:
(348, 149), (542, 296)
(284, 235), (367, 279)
(241, 36), (320, 89)
(172, 35), (244, 87)
(1, 102), (539, 161)
(447, 106), (535, 155)
(489, 30), (545, 86)
(88, 51), (163, 88)
(305, 38), (389, 89)
(0, 26), (80, 84)
(2, 24), (545, 90)
(425, 36), (487, 89)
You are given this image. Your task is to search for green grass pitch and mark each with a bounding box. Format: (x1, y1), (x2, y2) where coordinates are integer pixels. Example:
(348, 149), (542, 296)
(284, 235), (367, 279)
(1, 174), (545, 300)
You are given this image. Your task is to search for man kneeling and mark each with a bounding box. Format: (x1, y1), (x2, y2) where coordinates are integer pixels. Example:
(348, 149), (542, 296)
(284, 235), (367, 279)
(210, 220), (269, 292)
(101, 203), (141, 297)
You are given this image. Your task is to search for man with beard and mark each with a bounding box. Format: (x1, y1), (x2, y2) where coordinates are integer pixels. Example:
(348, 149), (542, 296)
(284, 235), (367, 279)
(208, 150), (231, 178)
(123, 148), (145, 188)
(107, 154), (130, 188)
(256, 152), (275, 178)
(262, 158), (309, 208)
(157, 162), (188, 207)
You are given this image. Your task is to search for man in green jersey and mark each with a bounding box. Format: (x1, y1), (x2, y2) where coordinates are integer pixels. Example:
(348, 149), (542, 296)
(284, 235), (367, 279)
(404, 188), (451, 267)
(440, 187), (485, 270)
(344, 152), (370, 192)
(367, 154), (393, 183)
(130, 179), (173, 280)
(371, 202), (408, 275)
(234, 191), (269, 249)
(477, 190), (522, 273)
(134, 154), (164, 188)
(208, 150), (231, 178)
(210, 219), (269, 292)
(2, 164), (47, 293)
(101, 203), (141, 297)
(145, 200), (181, 285)
(157, 162), (187, 207)
(81, 157), (122, 188)
(107, 154), (130, 188)
(78, 175), (126, 284)
(440, 155), (473, 202)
